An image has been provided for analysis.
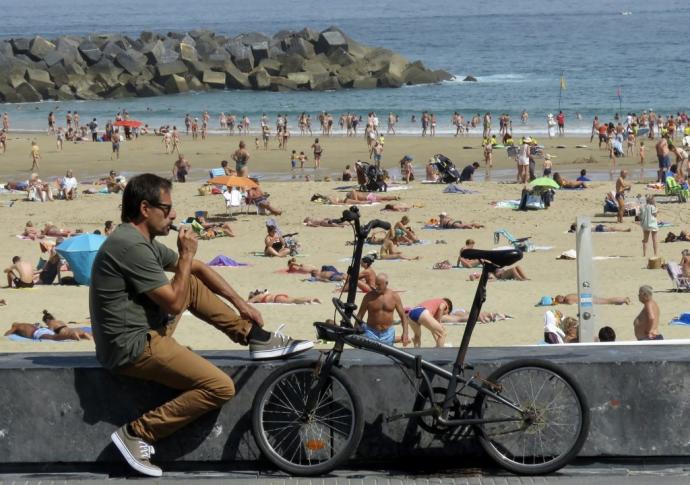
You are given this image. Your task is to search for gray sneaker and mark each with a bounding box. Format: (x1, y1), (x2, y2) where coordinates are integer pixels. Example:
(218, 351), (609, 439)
(111, 425), (162, 477)
(249, 324), (314, 360)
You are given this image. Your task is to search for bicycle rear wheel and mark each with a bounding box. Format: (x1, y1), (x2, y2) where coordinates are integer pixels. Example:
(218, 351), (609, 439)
(474, 359), (589, 475)
(252, 360), (364, 476)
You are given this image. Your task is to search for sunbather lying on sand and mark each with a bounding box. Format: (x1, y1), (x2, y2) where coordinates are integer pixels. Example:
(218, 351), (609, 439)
(309, 265), (346, 282)
(552, 294), (630, 305)
(441, 309), (512, 324)
(569, 223), (631, 233)
(303, 216), (345, 227)
(381, 203), (422, 212)
(286, 258), (317, 274)
(311, 191), (400, 205)
(4, 309), (92, 341)
(439, 212), (484, 229)
(247, 289), (321, 304)
(469, 265), (529, 281)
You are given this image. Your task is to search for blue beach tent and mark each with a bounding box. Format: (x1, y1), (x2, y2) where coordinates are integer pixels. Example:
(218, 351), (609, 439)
(56, 233), (106, 286)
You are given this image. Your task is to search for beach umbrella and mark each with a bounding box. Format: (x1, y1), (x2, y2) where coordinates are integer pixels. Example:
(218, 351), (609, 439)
(113, 119), (143, 128)
(56, 233), (107, 286)
(529, 177), (560, 189)
(208, 175), (258, 189)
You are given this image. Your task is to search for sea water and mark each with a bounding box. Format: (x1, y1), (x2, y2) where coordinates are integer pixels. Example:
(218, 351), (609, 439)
(1, 0), (689, 134)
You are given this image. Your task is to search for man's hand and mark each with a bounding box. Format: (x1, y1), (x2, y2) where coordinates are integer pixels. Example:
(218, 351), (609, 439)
(401, 330), (410, 347)
(177, 226), (198, 259)
(239, 302), (265, 327)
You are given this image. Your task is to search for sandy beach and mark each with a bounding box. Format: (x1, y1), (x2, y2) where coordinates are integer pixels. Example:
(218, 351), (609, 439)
(1, 132), (688, 353)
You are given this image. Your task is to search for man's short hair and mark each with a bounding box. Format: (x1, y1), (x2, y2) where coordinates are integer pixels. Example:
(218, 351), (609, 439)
(11, 256), (20, 263)
(639, 285), (653, 297)
(598, 326), (616, 342)
(121, 174), (172, 223)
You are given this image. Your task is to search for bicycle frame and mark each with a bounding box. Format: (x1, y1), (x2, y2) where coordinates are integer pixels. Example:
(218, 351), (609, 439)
(306, 207), (524, 427)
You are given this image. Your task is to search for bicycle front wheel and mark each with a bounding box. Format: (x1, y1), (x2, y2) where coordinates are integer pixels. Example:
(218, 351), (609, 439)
(252, 360), (364, 476)
(474, 359), (589, 475)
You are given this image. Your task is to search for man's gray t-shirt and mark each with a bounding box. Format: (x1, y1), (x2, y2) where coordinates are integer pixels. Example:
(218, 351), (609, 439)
(90, 224), (178, 369)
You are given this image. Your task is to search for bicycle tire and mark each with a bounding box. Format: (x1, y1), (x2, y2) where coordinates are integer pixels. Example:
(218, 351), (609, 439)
(252, 360), (364, 476)
(474, 359), (589, 475)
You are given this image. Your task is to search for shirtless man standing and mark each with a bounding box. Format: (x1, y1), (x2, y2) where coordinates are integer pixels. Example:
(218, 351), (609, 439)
(656, 135), (671, 183)
(356, 273), (409, 346)
(634, 285), (661, 340)
(4, 256), (35, 288)
(615, 170), (631, 223)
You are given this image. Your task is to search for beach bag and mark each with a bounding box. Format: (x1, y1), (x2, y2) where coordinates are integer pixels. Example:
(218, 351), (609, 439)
(198, 184), (212, 196)
(647, 257), (664, 269)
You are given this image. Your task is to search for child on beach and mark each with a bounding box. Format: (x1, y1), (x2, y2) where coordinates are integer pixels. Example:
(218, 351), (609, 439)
(298, 151), (308, 170)
(542, 154), (553, 176)
(639, 141), (646, 180)
(290, 150), (298, 174)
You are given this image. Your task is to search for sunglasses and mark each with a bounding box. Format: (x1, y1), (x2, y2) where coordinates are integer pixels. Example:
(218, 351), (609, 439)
(148, 201), (173, 217)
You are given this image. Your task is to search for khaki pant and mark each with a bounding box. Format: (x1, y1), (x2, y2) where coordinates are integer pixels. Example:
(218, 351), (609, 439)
(116, 275), (252, 443)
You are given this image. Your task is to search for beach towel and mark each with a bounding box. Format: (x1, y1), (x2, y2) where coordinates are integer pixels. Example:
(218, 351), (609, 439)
(443, 184), (478, 194)
(670, 313), (690, 326)
(207, 255), (250, 267)
(250, 251), (307, 258)
(492, 200), (521, 209)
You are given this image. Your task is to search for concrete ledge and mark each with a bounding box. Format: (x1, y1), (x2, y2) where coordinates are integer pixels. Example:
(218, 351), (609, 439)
(0, 344), (687, 465)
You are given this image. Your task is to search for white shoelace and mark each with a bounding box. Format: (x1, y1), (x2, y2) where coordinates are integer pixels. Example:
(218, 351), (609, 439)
(273, 324), (290, 344)
(138, 441), (155, 460)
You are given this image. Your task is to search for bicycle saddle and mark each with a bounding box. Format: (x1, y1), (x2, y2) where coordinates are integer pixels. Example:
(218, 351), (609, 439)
(461, 248), (523, 267)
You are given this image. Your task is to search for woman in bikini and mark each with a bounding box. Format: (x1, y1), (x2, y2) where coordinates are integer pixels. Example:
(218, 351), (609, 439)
(345, 190), (400, 203)
(4, 310), (92, 341)
(438, 212), (484, 229)
(247, 289), (321, 305)
(264, 226), (290, 257)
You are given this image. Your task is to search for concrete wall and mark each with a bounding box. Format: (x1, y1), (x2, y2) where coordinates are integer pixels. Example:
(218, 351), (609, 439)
(0, 344), (687, 465)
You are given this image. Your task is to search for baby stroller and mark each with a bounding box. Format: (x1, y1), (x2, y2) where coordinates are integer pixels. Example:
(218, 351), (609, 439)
(355, 160), (387, 192)
(432, 154), (462, 183)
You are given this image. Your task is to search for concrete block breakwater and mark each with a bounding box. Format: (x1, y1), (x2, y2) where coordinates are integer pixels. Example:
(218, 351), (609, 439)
(0, 27), (453, 103)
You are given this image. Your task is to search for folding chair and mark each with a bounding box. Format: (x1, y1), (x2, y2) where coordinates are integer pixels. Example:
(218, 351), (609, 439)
(666, 262), (690, 292)
(665, 176), (689, 203)
(223, 187), (246, 215)
(494, 229), (535, 252)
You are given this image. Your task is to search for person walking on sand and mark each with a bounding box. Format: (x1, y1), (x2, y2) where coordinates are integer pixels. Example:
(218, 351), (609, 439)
(110, 131), (121, 160)
(356, 273), (410, 346)
(656, 135), (671, 182)
(615, 170), (631, 223)
(30, 141), (41, 172)
(90, 174), (312, 477)
(634, 285), (662, 340)
(640, 194), (659, 257)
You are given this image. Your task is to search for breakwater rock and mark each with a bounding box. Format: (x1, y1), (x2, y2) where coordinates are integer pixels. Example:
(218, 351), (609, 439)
(0, 27), (454, 102)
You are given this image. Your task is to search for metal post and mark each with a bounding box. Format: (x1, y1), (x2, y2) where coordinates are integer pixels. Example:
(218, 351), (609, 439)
(576, 216), (596, 342)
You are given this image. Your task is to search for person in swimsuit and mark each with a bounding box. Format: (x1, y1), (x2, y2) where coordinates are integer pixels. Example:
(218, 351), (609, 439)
(568, 222), (631, 233)
(614, 170), (631, 223)
(392, 216), (420, 245)
(552, 294), (630, 305)
(232, 141), (250, 177)
(438, 212), (484, 229)
(634, 285), (662, 340)
(303, 217), (345, 227)
(4, 256), (35, 288)
(380, 231), (420, 260)
(246, 186), (282, 215)
(286, 258), (317, 274)
(309, 266), (346, 282)
(356, 273), (409, 346)
(343, 256), (377, 292)
(457, 239), (481, 268)
(345, 190), (400, 203)
(469, 265), (529, 281)
(247, 289), (321, 305)
(264, 226), (290, 257)
(406, 298), (450, 347)
(4, 309), (92, 341)
(553, 173), (588, 189)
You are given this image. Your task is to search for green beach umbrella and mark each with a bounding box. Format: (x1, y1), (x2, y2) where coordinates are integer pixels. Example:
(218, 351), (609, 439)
(529, 177), (560, 189)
